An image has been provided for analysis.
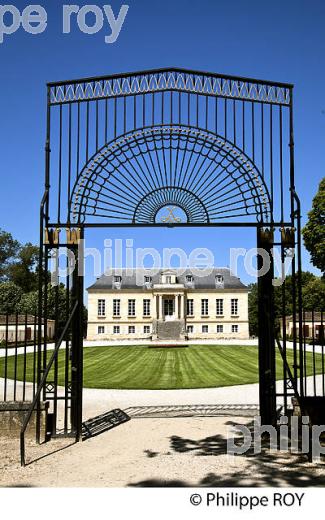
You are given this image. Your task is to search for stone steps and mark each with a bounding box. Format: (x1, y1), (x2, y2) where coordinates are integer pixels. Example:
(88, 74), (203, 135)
(156, 320), (183, 340)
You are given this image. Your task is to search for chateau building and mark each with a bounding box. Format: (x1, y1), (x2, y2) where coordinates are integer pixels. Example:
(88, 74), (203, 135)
(87, 268), (249, 341)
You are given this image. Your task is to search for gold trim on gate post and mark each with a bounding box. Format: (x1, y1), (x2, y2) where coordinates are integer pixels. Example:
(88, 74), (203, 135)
(260, 228), (274, 247)
(281, 227), (295, 248)
(44, 228), (61, 246)
(66, 228), (81, 245)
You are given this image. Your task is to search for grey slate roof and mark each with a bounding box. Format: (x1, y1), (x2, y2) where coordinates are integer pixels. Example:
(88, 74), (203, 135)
(87, 268), (247, 291)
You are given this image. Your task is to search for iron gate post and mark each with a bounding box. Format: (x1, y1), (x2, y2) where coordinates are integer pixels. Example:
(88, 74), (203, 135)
(257, 227), (277, 427)
(70, 231), (84, 441)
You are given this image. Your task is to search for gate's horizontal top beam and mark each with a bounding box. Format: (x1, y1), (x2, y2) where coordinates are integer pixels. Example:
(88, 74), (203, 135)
(46, 221), (293, 229)
(48, 67), (293, 107)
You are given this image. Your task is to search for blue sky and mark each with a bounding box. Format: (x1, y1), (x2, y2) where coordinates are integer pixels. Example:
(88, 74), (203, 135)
(0, 0), (324, 291)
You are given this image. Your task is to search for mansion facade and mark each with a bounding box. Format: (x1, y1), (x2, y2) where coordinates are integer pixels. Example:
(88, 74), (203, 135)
(87, 268), (249, 341)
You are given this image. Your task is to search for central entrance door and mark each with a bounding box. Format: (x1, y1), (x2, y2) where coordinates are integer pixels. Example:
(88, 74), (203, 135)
(164, 298), (175, 320)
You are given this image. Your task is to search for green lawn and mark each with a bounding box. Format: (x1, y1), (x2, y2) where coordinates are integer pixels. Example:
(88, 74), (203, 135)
(1, 345), (324, 390)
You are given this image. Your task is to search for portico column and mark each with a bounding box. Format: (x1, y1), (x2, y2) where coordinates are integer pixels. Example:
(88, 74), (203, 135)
(160, 295), (164, 321)
(156, 295), (159, 319)
(180, 294), (184, 319)
(175, 295), (179, 319)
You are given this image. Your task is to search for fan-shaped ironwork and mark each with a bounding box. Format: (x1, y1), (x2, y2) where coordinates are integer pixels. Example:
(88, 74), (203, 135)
(70, 125), (271, 224)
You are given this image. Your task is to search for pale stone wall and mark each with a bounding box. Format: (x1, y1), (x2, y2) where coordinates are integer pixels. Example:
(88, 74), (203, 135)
(186, 290), (249, 339)
(0, 323), (55, 342)
(87, 288), (249, 340)
(87, 290), (155, 340)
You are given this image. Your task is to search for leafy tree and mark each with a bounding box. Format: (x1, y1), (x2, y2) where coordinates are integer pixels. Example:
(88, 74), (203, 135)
(0, 229), (20, 281)
(302, 278), (325, 310)
(302, 177), (325, 274)
(0, 282), (23, 314)
(19, 284), (88, 337)
(248, 272), (323, 337)
(8, 243), (39, 293)
(17, 291), (38, 315)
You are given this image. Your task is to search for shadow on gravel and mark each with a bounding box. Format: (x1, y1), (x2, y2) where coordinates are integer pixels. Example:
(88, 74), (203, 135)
(129, 419), (325, 487)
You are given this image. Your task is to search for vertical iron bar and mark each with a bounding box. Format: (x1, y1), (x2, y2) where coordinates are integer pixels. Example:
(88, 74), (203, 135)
(270, 104), (274, 216)
(105, 98), (108, 142)
(233, 99), (236, 144)
(114, 97), (117, 138)
(96, 99), (99, 151)
(281, 241), (288, 413)
(68, 103), (72, 215)
(303, 309), (307, 395)
(22, 312), (28, 401)
(13, 311), (18, 401)
(312, 309), (316, 396)
(77, 102), (80, 175)
(279, 106), (284, 222)
(64, 250), (70, 433)
(124, 93), (127, 133)
(261, 103), (264, 178)
(242, 101), (245, 151)
(33, 312), (37, 398)
(205, 96), (208, 130)
(86, 101), (89, 161)
(42, 247), (49, 401)
(53, 261), (59, 434)
(224, 97), (227, 140)
(251, 102), (255, 162)
(3, 313), (9, 401)
(215, 96), (218, 134)
(57, 104), (62, 223)
(321, 311), (324, 397)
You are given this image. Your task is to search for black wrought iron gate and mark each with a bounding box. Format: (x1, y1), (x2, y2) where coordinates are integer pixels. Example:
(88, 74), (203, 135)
(20, 68), (306, 462)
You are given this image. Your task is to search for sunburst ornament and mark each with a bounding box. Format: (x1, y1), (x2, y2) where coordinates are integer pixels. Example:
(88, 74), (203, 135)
(70, 125), (271, 225)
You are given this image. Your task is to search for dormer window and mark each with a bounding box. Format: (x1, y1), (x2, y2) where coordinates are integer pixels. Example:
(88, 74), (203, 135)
(144, 275), (152, 289)
(113, 275), (122, 289)
(186, 275), (193, 283)
(166, 275), (172, 284)
(215, 274), (224, 287)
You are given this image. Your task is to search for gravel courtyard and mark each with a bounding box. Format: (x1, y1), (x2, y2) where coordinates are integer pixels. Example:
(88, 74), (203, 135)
(1, 416), (325, 488)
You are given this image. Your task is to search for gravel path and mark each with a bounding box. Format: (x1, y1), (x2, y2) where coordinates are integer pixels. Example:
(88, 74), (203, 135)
(1, 416), (325, 487)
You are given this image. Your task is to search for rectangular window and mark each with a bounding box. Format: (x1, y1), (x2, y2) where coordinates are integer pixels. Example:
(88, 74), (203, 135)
(128, 325), (135, 334)
(113, 299), (120, 316)
(186, 275), (193, 283)
(97, 299), (106, 316)
(231, 298), (239, 315)
(128, 299), (135, 316)
(187, 299), (194, 316)
(98, 326), (105, 334)
(113, 325), (120, 334)
(144, 276), (152, 283)
(232, 325), (239, 333)
(201, 299), (209, 316)
(202, 325), (209, 333)
(143, 299), (151, 316)
(217, 325), (223, 333)
(216, 299), (224, 315)
(114, 276), (122, 283)
(187, 325), (194, 333)
(166, 275), (172, 284)
(144, 325), (150, 334)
